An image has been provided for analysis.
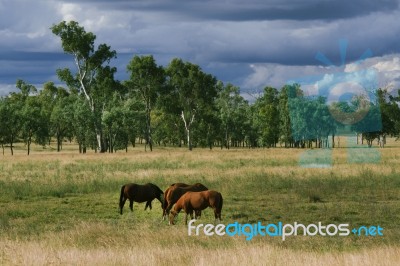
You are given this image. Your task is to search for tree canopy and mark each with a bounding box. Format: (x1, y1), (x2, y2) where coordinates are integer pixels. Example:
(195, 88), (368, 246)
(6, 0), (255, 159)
(1, 20), (399, 155)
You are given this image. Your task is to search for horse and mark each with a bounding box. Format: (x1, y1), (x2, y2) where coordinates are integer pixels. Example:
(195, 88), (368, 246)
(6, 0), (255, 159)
(162, 183), (190, 220)
(163, 183), (208, 220)
(169, 190), (223, 225)
(119, 183), (164, 215)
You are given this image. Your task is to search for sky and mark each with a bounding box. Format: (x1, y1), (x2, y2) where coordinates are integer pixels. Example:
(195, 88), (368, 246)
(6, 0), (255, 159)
(1, 0), (400, 99)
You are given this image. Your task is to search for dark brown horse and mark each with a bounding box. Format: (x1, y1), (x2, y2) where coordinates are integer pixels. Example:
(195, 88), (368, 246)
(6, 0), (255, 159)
(163, 183), (208, 220)
(169, 190), (223, 225)
(119, 183), (164, 215)
(162, 183), (190, 220)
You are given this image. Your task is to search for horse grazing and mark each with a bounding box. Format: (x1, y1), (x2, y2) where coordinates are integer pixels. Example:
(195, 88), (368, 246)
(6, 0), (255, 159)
(162, 183), (190, 220)
(163, 183), (208, 220)
(169, 190), (223, 225)
(119, 183), (164, 215)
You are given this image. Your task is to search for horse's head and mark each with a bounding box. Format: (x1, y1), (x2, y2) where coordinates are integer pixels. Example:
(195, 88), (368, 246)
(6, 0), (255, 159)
(169, 210), (178, 225)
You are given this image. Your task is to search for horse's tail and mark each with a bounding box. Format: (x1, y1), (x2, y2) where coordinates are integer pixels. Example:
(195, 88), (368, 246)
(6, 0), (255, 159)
(162, 188), (169, 209)
(217, 193), (223, 213)
(119, 185), (125, 214)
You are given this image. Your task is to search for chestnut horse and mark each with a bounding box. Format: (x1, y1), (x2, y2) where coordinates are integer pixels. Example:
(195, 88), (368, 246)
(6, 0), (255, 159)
(169, 190), (223, 225)
(162, 183), (190, 220)
(163, 183), (208, 220)
(119, 183), (164, 215)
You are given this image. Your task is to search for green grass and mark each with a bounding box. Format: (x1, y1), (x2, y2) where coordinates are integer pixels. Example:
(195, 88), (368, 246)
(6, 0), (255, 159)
(0, 144), (399, 259)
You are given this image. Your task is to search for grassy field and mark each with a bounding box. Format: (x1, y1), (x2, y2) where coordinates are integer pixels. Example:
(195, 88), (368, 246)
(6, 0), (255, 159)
(0, 139), (399, 265)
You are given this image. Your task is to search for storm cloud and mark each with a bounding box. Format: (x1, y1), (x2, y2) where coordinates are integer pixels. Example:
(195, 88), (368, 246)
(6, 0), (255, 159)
(1, 0), (400, 95)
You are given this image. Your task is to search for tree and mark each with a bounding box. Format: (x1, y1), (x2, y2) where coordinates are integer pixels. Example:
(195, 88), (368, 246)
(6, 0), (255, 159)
(279, 85), (293, 147)
(50, 91), (74, 152)
(71, 95), (96, 153)
(14, 81), (49, 155)
(126, 55), (165, 151)
(216, 83), (249, 149)
(0, 96), (22, 155)
(376, 88), (399, 147)
(0, 98), (8, 154)
(102, 92), (141, 153)
(51, 21), (117, 152)
(38, 82), (71, 149)
(253, 87), (280, 147)
(164, 58), (218, 150)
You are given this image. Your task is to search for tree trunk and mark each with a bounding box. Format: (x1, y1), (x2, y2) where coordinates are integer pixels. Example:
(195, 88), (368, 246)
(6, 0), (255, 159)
(57, 132), (61, 152)
(27, 138), (31, 155)
(187, 128), (192, 150)
(181, 111), (195, 151)
(146, 107), (153, 151)
(10, 135), (14, 156)
(96, 132), (103, 152)
(225, 126), (229, 149)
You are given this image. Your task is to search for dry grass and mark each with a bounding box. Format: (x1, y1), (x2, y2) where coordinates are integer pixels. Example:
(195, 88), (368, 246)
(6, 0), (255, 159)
(1, 230), (399, 266)
(1, 138), (399, 265)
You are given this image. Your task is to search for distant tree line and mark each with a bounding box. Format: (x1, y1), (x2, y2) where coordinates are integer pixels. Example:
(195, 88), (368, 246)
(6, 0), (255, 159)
(1, 21), (399, 155)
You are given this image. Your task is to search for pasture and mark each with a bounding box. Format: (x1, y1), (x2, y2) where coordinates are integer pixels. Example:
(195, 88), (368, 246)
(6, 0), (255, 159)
(0, 139), (399, 265)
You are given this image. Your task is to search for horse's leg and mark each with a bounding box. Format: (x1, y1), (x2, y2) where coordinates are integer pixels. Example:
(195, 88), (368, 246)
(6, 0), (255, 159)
(190, 210), (196, 222)
(214, 208), (222, 223)
(129, 200), (134, 212)
(195, 210), (201, 219)
(214, 208), (218, 224)
(120, 198), (127, 215)
(165, 203), (173, 217)
(144, 201), (152, 210)
(162, 207), (166, 221)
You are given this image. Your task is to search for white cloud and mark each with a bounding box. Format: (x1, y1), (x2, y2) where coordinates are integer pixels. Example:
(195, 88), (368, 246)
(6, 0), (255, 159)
(58, 3), (81, 22)
(0, 84), (17, 96)
(344, 55), (400, 92)
(373, 56), (400, 72)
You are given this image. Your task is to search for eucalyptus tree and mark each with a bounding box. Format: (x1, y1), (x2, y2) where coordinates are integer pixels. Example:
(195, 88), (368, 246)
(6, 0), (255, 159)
(0, 98), (8, 154)
(278, 85), (293, 147)
(14, 80), (49, 155)
(0, 96), (22, 155)
(21, 95), (48, 155)
(50, 90), (74, 152)
(126, 55), (165, 151)
(102, 92), (139, 153)
(375, 88), (399, 146)
(51, 21), (117, 152)
(253, 86), (280, 148)
(122, 97), (146, 149)
(164, 58), (219, 150)
(216, 83), (249, 149)
(38, 82), (70, 148)
(71, 95), (96, 153)
(102, 105), (125, 153)
(152, 109), (185, 147)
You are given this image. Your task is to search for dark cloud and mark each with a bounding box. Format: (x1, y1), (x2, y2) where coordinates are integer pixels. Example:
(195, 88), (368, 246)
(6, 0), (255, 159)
(1, 0), (400, 95)
(64, 0), (399, 21)
(0, 51), (70, 61)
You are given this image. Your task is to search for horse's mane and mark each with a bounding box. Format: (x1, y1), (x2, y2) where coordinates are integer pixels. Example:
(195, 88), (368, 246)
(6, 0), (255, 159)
(147, 183), (164, 195)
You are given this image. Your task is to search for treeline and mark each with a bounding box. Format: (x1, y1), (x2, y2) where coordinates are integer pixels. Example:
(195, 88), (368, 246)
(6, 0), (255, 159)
(1, 21), (400, 155)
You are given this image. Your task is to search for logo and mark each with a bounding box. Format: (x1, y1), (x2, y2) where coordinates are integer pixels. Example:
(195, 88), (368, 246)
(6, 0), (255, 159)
(187, 220), (384, 241)
(286, 39), (382, 167)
